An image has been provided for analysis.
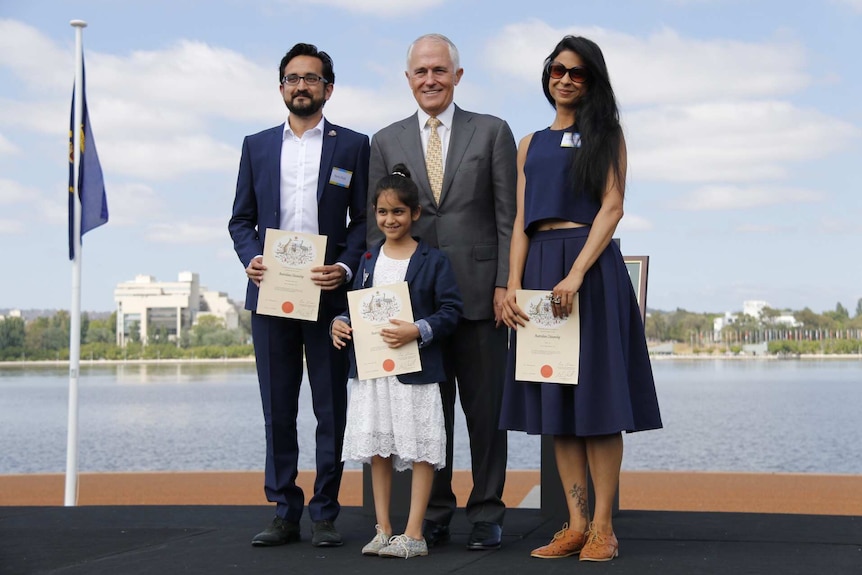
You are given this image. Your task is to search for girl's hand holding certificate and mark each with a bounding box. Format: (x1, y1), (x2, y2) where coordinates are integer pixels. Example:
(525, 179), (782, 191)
(380, 319), (420, 348)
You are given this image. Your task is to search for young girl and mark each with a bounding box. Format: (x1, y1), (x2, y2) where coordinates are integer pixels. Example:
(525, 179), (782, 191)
(331, 164), (463, 559)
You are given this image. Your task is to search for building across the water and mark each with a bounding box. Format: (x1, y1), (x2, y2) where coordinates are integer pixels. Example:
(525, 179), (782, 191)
(114, 272), (239, 346)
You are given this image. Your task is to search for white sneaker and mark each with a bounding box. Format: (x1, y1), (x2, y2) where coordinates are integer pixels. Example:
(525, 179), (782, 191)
(361, 524), (391, 556)
(378, 534), (429, 558)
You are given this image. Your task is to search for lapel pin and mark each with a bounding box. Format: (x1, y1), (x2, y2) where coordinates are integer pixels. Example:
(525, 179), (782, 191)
(328, 130), (337, 137)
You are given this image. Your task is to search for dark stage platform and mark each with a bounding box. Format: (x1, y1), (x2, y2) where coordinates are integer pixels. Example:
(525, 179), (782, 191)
(1, 506), (859, 574)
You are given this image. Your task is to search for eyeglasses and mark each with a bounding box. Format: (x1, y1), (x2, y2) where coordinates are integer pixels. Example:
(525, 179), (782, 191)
(547, 63), (589, 83)
(281, 73), (328, 86)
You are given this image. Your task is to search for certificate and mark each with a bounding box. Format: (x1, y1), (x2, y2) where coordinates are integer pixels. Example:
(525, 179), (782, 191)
(347, 281), (422, 380)
(515, 290), (580, 385)
(256, 229), (327, 321)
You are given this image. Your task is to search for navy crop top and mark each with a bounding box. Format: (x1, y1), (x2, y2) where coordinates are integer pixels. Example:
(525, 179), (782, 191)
(523, 127), (600, 232)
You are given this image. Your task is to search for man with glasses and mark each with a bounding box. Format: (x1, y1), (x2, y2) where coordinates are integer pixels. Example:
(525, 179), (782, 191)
(368, 33), (516, 550)
(229, 42), (370, 548)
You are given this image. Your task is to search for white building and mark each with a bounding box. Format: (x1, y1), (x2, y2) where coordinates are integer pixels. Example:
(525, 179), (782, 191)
(713, 312), (738, 341)
(114, 272), (239, 346)
(715, 300), (801, 341)
(0, 309), (22, 321)
(743, 300), (770, 318)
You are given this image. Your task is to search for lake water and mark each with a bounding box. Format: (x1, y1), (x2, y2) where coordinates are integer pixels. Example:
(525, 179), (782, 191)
(1, 359), (860, 475)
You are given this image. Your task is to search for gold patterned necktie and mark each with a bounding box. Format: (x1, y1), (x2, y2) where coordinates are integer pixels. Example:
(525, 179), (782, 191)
(425, 117), (443, 205)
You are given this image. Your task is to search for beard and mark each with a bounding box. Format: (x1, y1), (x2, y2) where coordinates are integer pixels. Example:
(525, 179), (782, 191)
(286, 90), (325, 117)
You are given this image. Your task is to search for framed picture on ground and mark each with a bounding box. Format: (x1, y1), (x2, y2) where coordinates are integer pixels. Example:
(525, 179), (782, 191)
(624, 256), (649, 323)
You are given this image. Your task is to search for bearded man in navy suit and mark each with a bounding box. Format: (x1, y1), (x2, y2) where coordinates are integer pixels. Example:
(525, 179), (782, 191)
(229, 43), (370, 548)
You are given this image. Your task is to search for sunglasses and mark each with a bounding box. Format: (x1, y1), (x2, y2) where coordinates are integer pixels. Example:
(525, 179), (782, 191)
(547, 63), (589, 83)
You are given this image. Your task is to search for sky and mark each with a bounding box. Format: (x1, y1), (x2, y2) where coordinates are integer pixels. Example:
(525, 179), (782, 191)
(1, 0), (860, 316)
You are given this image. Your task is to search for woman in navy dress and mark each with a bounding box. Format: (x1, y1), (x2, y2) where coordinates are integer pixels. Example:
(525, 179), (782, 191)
(500, 36), (662, 562)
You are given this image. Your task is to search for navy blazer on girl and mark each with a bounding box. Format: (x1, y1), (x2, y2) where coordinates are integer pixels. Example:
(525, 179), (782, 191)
(341, 238), (463, 384)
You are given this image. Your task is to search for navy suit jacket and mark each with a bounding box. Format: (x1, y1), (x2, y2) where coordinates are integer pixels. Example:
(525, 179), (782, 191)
(344, 239), (463, 384)
(229, 119), (370, 315)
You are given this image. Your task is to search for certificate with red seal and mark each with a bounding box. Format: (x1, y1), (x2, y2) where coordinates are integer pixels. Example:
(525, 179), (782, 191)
(515, 290), (580, 385)
(347, 281), (422, 380)
(256, 229), (327, 321)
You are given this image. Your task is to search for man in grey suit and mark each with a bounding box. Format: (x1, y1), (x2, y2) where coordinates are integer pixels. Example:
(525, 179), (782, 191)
(368, 33), (517, 550)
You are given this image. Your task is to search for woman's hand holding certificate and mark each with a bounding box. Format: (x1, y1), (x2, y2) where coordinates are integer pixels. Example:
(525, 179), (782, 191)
(514, 289), (581, 385)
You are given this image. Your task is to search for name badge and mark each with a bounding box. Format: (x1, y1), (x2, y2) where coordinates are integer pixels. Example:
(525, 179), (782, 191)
(329, 167), (353, 188)
(561, 132), (581, 148)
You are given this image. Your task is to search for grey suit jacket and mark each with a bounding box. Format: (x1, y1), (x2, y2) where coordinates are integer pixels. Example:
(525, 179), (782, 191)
(368, 105), (517, 321)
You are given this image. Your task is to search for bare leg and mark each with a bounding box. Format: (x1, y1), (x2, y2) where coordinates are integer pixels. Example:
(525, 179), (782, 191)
(585, 433), (623, 535)
(370, 456), (393, 535)
(553, 435), (590, 533)
(405, 462), (434, 540)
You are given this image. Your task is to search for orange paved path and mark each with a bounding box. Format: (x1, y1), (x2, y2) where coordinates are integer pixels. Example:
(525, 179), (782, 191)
(2, 470), (860, 516)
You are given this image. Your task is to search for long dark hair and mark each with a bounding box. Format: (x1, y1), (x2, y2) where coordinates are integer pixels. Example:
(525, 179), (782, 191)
(542, 36), (624, 202)
(373, 163), (420, 212)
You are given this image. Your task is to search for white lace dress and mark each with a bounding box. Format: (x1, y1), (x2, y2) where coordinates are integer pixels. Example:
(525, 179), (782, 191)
(341, 250), (447, 471)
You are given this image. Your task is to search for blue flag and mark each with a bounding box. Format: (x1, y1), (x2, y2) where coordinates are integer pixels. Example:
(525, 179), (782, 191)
(68, 60), (108, 260)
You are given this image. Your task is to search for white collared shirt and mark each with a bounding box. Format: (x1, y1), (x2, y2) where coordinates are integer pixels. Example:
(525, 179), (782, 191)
(417, 103), (455, 169)
(280, 116), (324, 234)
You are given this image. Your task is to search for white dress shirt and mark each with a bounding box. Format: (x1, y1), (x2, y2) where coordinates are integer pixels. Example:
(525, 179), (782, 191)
(276, 115), (351, 281)
(280, 116), (324, 234)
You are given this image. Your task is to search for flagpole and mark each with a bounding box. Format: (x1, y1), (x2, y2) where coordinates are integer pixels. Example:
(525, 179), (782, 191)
(65, 18), (87, 507)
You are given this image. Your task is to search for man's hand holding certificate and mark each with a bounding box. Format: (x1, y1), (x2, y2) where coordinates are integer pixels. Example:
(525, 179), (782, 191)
(347, 281), (422, 380)
(515, 290), (581, 385)
(256, 229), (328, 321)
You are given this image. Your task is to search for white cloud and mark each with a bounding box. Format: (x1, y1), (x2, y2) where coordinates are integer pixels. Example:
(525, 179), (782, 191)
(627, 101), (859, 183)
(0, 133), (17, 154)
(146, 221), (226, 244)
(676, 184), (823, 211)
(0, 23), (278, 181)
(617, 213), (653, 231)
(103, 182), (167, 226)
(324, 85), (415, 132)
(734, 224), (797, 234)
(297, 0), (448, 16)
(485, 20), (809, 106)
(478, 19), (862, 188)
(37, 194), (67, 225)
(0, 219), (25, 234)
(104, 136), (239, 180)
(0, 179), (33, 204)
(816, 216), (862, 234)
(833, 0), (862, 12)
(0, 19), (70, 90)
(0, 22), (409, 181)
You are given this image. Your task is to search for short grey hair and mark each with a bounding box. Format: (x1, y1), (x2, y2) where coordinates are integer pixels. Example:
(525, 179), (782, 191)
(406, 33), (460, 71)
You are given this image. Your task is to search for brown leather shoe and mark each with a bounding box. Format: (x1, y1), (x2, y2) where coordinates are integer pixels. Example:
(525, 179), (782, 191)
(530, 523), (587, 559)
(579, 523), (619, 561)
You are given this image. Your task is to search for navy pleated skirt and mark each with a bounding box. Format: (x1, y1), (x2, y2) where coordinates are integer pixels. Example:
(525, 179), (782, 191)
(499, 227), (662, 436)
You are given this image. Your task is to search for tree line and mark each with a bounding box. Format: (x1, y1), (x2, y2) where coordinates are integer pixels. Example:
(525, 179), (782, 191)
(645, 300), (862, 355)
(3, 300), (862, 361)
(0, 311), (252, 361)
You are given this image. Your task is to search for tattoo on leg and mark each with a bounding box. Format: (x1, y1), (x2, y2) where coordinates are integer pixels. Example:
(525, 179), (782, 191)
(569, 484), (589, 518)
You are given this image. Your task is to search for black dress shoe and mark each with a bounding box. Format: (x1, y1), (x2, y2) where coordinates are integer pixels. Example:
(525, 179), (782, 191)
(251, 516), (300, 547)
(422, 520), (451, 547)
(311, 520), (343, 547)
(467, 521), (502, 550)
